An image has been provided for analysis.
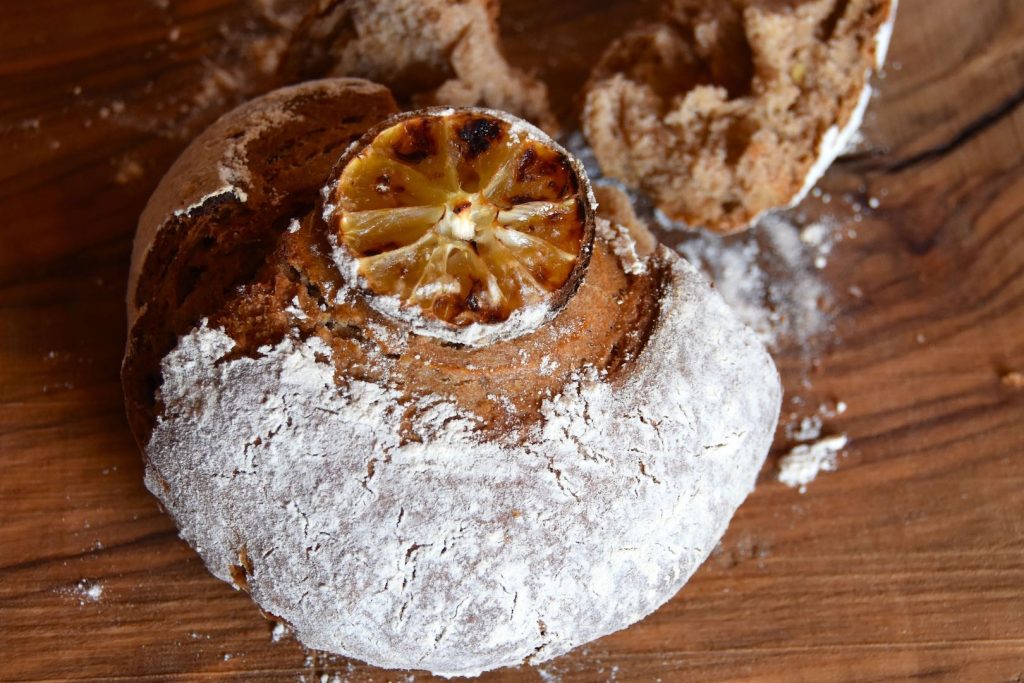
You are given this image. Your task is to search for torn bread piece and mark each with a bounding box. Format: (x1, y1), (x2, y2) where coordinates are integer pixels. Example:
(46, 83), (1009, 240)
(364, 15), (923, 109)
(583, 0), (897, 233)
(279, 0), (557, 132)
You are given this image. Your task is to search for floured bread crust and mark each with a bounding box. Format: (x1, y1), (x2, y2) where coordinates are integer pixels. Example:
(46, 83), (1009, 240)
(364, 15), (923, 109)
(593, 183), (658, 257)
(128, 78), (398, 328)
(147, 249), (779, 677)
(278, 0), (557, 132)
(582, 0), (897, 233)
(123, 78), (399, 445)
(124, 80), (782, 677)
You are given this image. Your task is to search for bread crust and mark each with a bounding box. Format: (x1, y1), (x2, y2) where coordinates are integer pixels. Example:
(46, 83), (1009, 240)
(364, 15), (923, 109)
(123, 78), (399, 445)
(128, 78), (399, 326)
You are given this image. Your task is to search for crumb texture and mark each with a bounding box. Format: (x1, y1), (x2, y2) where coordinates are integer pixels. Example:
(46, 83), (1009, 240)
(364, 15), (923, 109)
(279, 0), (556, 132)
(145, 253), (780, 676)
(582, 0), (896, 233)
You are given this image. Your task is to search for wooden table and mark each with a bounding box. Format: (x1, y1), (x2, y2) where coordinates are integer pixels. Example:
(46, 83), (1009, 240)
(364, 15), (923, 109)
(2, 1), (1023, 680)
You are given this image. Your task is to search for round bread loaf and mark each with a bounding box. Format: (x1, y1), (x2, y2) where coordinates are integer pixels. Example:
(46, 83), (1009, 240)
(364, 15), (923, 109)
(123, 78), (782, 677)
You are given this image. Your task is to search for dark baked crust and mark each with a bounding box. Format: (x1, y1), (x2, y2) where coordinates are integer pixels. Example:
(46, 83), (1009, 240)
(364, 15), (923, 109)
(211, 216), (663, 440)
(123, 79), (399, 446)
(123, 78), (666, 450)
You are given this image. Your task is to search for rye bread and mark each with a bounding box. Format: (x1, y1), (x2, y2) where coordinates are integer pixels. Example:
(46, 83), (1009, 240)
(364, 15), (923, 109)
(582, 0), (897, 233)
(123, 79), (782, 677)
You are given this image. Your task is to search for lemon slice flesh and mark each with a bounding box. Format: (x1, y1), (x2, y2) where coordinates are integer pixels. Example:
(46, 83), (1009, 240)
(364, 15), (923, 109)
(329, 109), (593, 338)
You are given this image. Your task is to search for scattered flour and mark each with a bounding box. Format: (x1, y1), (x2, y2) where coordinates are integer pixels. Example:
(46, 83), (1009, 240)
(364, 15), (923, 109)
(777, 434), (849, 493)
(537, 667), (562, 683)
(565, 132), (844, 354)
(539, 355), (559, 377)
(67, 579), (104, 605)
(780, 399), (852, 493)
(783, 397), (850, 456)
(674, 213), (834, 351)
(1002, 371), (1024, 388)
(145, 250), (780, 676)
(787, 415), (823, 442)
(114, 156), (145, 185)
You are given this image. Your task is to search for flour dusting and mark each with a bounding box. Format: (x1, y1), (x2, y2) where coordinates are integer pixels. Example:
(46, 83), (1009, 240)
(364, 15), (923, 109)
(145, 252), (780, 676)
(777, 434), (849, 493)
(64, 579), (104, 605)
(674, 213), (835, 351)
(565, 134), (845, 355)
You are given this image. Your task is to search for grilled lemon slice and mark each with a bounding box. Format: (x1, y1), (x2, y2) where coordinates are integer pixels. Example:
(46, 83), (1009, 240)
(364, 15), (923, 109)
(326, 108), (595, 345)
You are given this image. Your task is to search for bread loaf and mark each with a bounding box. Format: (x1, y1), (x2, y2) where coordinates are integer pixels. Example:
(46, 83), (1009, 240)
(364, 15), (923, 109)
(123, 78), (782, 677)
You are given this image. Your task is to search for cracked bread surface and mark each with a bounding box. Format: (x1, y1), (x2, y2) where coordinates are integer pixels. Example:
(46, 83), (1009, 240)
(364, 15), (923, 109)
(582, 0), (897, 233)
(123, 78), (400, 445)
(278, 0), (557, 132)
(124, 80), (782, 676)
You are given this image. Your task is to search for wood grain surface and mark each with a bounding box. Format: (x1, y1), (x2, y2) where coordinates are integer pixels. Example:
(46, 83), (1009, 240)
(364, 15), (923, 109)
(2, 0), (1023, 681)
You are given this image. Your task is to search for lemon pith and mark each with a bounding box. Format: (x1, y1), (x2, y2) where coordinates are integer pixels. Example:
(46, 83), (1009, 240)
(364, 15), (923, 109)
(330, 110), (588, 329)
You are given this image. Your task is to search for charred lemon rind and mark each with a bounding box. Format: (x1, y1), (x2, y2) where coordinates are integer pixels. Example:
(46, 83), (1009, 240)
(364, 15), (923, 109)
(323, 107), (596, 347)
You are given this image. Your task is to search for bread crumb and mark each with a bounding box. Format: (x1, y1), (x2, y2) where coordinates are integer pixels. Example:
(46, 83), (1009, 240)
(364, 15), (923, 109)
(582, 0), (896, 232)
(1001, 371), (1024, 388)
(114, 156), (145, 185)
